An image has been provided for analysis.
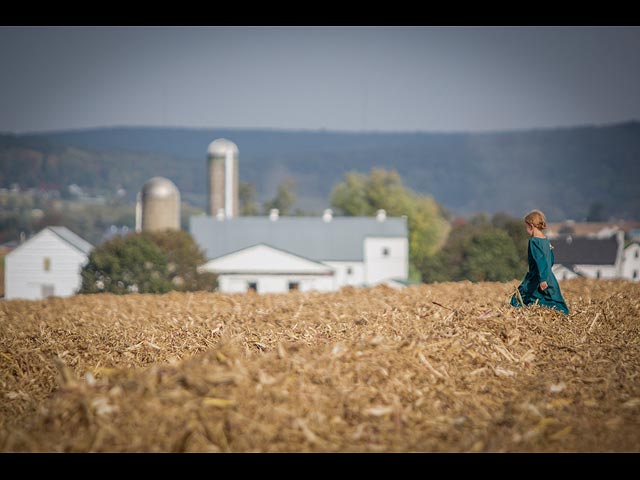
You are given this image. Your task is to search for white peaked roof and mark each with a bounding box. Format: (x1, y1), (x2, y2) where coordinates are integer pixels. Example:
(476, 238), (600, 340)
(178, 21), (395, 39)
(8, 226), (94, 257)
(48, 226), (94, 254)
(201, 243), (334, 275)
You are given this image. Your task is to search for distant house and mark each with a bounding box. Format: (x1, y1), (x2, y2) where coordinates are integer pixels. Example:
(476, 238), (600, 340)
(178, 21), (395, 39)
(551, 232), (624, 280)
(622, 242), (640, 282)
(191, 209), (409, 294)
(547, 220), (640, 239)
(4, 226), (93, 300)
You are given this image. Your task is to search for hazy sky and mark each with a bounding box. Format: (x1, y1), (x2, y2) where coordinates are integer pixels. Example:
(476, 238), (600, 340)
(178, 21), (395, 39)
(1, 26), (640, 134)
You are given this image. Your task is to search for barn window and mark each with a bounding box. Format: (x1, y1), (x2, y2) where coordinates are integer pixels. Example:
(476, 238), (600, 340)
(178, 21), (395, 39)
(43, 257), (51, 271)
(596, 270), (601, 279)
(382, 247), (390, 257)
(288, 281), (299, 291)
(346, 267), (353, 275)
(634, 270), (638, 279)
(248, 281), (257, 292)
(636, 250), (639, 259)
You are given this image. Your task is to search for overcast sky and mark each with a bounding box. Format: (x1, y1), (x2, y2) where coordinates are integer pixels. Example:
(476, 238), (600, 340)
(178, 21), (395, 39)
(1, 26), (639, 134)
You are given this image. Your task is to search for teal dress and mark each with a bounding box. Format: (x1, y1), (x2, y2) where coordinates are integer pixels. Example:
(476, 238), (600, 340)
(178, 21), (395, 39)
(510, 236), (569, 315)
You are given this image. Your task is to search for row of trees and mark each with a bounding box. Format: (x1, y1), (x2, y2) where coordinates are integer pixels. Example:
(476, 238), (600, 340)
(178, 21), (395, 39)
(328, 168), (529, 283)
(239, 178), (307, 216)
(421, 214), (528, 283)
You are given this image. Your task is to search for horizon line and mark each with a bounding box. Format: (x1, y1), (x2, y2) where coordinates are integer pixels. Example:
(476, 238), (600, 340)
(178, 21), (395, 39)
(5, 118), (640, 138)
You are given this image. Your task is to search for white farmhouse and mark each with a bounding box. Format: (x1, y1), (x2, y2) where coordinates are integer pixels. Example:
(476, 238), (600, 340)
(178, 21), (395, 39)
(4, 226), (93, 300)
(550, 232), (624, 280)
(622, 242), (640, 282)
(190, 209), (408, 294)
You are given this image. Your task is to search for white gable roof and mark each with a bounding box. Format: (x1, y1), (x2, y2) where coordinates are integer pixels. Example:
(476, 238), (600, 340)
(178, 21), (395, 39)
(48, 226), (93, 254)
(201, 243), (335, 275)
(7, 226), (93, 258)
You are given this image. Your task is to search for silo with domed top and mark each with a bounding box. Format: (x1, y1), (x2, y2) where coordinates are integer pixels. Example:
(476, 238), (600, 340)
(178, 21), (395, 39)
(207, 138), (238, 218)
(136, 176), (181, 232)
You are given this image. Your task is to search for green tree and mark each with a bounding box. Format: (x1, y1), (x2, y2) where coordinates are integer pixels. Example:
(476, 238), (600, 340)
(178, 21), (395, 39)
(463, 229), (523, 282)
(422, 216), (524, 283)
(239, 181), (260, 215)
(491, 212), (529, 265)
(141, 229), (217, 292)
(80, 234), (173, 294)
(263, 177), (296, 215)
(330, 168), (450, 282)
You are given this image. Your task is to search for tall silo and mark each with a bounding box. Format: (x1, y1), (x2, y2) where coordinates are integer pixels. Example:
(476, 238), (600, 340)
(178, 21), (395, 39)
(207, 138), (238, 218)
(137, 177), (181, 232)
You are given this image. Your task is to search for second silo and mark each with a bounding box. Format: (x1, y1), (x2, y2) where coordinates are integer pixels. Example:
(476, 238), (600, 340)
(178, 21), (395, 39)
(136, 176), (181, 232)
(207, 138), (238, 218)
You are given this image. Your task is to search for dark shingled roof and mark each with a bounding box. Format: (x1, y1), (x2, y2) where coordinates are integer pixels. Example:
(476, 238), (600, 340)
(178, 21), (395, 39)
(551, 235), (619, 266)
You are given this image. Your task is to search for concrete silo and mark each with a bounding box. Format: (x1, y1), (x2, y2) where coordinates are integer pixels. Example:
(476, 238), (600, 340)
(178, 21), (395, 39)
(207, 138), (238, 218)
(135, 177), (181, 232)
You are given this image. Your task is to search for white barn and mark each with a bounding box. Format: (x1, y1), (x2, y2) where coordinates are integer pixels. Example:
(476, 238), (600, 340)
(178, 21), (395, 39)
(4, 226), (93, 300)
(551, 232), (624, 280)
(191, 209), (409, 294)
(622, 242), (640, 282)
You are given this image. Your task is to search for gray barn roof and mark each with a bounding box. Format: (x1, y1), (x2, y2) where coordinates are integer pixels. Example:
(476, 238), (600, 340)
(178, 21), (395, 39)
(552, 235), (619, 266)
(190, 215), (408, 262)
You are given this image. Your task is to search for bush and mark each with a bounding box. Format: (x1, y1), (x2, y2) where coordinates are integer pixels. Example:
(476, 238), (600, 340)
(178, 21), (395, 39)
(80, 230), (217, 294)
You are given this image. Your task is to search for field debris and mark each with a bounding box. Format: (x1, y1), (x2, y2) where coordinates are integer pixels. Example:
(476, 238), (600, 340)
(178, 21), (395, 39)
(1, 278), (639, 452)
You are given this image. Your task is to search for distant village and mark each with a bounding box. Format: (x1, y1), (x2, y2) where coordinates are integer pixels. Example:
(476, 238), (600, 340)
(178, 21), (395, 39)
(2, 138), (640, 300)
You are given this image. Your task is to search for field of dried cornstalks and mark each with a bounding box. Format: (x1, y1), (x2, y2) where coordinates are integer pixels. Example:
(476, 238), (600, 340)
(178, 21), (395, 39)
(1, 278), (639, 452)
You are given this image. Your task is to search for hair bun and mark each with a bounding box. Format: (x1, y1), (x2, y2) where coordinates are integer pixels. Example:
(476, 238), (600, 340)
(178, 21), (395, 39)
(524, 209), (547, 230)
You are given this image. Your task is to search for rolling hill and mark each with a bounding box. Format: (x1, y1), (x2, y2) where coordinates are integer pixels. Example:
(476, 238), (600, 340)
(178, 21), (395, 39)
(1, 121), (639, 221)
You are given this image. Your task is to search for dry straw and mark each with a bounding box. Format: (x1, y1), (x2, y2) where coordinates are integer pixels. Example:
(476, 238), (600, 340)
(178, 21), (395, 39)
(1, 278), (639, 452)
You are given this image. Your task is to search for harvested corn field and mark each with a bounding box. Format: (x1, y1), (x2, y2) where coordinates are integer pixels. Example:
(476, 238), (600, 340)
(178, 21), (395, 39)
(1, 278), (639, 452)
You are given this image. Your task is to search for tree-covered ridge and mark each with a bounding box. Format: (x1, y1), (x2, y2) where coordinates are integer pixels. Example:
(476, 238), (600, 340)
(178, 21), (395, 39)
(2, 120), (639, 220)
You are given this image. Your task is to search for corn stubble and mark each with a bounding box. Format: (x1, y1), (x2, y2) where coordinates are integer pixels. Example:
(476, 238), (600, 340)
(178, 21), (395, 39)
(1, 278), (639, 452)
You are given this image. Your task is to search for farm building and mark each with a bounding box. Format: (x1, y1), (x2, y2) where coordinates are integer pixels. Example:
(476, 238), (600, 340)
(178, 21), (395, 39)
(191, 208), (409, 294)
(551, 232), (624, 280)
(622, 242), (640, 282)
(547, 220), (640, 239)
(4, 226), (93, 300)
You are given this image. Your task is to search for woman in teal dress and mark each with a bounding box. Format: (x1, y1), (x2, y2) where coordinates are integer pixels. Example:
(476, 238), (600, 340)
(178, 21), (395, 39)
(510, 209), (569, 315)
